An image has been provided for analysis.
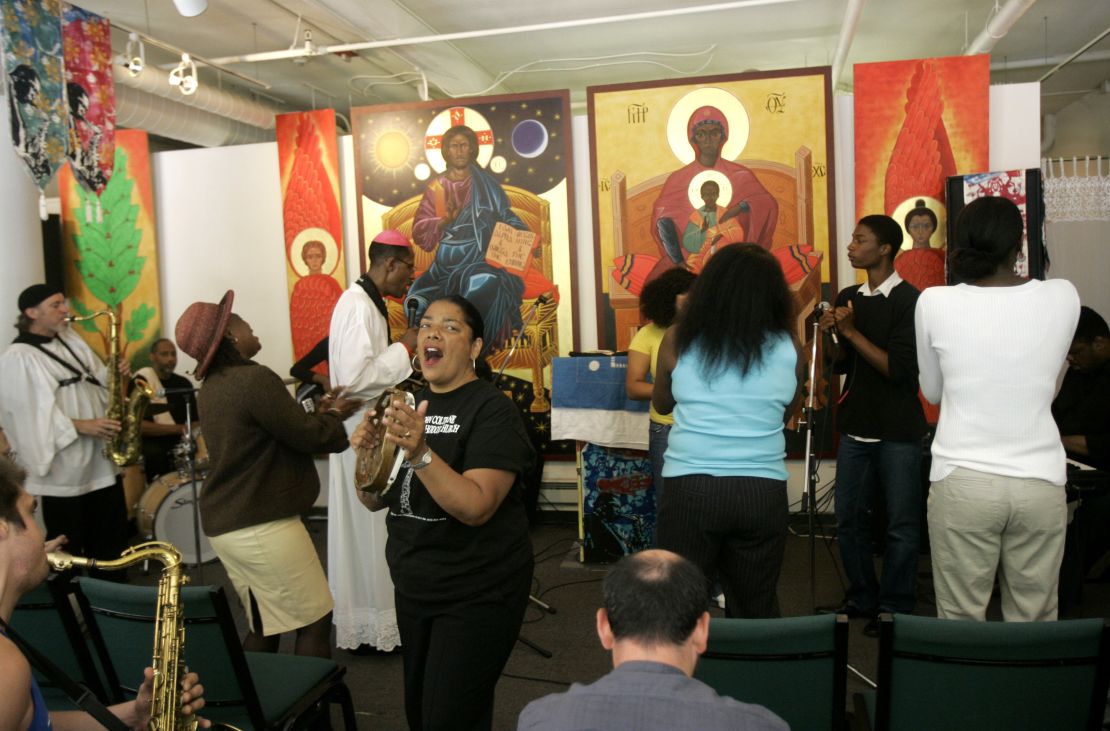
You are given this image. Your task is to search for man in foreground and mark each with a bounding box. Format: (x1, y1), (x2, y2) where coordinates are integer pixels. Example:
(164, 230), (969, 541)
(0, 456), (208, 730)
(517, 549), (787, 730)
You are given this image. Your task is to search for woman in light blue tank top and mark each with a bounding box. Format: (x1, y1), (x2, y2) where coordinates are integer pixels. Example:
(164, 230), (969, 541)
(652, 244), (803, 618)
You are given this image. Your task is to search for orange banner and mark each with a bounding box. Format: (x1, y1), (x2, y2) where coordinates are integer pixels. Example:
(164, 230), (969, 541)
(59, 129), (161, 368)
(854, 55), (989, 251)
(276, 109), (346, 375)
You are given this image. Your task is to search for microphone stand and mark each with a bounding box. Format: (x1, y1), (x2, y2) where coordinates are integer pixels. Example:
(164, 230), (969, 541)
(493, 294), (557, 658)
(182, 398), (205, 583)
(799, 317), (822, 614)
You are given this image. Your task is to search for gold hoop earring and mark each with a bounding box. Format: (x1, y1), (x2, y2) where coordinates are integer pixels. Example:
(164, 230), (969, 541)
(471, 358), (476, 371)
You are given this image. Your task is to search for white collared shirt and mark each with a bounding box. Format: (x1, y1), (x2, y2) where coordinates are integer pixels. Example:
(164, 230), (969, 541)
(857, 271), (903, 298)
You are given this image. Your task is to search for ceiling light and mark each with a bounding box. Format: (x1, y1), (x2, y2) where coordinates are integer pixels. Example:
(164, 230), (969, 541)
(170, 0), (207, 17)
(168, 53), (198, 95)
(125, 32), (145, 76)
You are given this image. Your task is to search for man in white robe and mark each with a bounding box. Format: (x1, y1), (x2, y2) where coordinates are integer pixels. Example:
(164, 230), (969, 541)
(0, 285), (128, 563)
(327, 231), (417, 651)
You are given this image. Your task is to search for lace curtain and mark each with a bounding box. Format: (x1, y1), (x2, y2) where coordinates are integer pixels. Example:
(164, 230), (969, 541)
(1042, 157), (1110, 222)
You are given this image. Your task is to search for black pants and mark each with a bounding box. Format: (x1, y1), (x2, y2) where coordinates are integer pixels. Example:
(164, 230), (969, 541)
(395, 561), (532, 731)
(657, 474), (788, 618)
(42, 478), (129, 578)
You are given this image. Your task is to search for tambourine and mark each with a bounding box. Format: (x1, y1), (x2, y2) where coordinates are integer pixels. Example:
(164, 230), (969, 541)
(354, 387), (416, 496)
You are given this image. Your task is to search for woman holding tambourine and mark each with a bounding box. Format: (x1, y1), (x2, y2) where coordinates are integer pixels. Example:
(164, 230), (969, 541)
(351, 294), (534, 731)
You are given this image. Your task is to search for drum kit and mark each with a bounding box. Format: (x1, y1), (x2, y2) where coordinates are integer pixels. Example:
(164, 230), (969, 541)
(136, 430), (216, 564)
(131, 399), (215, 570)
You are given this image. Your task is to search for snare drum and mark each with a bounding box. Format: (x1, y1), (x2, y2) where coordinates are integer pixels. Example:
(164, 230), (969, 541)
(138, 473), (217, 564)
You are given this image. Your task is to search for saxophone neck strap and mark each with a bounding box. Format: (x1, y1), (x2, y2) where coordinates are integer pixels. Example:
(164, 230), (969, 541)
(0, 616), (130, 731)
(21, 336), (103, 389)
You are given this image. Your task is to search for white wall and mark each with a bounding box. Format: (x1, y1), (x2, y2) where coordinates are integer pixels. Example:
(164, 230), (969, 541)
(0, 99), (47, 324)
(154, 142), (291, 379)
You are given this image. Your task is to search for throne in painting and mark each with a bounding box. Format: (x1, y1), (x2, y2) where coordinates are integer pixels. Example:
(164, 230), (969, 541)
(608, 146), (823, 352)
(382, 185), (559, 412)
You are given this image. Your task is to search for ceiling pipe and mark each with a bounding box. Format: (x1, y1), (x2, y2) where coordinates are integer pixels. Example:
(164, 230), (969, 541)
(207, 0), (803, 65)
(112, 63), (281, 131)
(965, 0), (1038, 55)
(115, 85), (273, 147)
(830, 0), (867, 91)
(991, 48), (1110, 71)
(1039, 25), (1110, 82)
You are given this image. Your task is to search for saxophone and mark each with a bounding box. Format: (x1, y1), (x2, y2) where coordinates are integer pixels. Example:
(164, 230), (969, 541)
(66, 309), (153, 465)
(48, 542), (197, 731)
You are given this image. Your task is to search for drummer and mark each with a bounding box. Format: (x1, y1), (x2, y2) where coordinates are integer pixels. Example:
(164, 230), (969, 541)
(132, 338), (199, 481)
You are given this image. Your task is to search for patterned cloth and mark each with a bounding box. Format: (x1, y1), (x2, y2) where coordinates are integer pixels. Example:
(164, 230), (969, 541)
(2, 0), (68, 190)
(61, 3), (114, 194)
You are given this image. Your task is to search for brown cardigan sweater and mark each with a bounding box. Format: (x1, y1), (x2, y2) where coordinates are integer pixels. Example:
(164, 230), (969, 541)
(197, 361), (349, 536)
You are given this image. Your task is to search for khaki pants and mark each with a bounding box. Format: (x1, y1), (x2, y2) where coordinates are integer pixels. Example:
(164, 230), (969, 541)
(928, 467), (1066, 622)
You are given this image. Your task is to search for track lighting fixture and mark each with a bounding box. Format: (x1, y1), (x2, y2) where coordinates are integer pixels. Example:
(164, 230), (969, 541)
(168, 53), (198, 95)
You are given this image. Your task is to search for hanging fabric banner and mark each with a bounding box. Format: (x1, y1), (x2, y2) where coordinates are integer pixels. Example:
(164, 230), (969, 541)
(61, 2), (114, 194)
(59, 129), (163, 367)
(854, 54), (989, 282)
(275, 109), (346, 377)
(1, 0), (69, 191)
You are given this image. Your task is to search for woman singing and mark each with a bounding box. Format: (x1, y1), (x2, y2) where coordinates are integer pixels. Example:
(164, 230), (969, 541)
(175, 291), (360, 657)
(352, 294), (534, 730)
(653, 244), (804, 618)
(915, 196), (1079, 621)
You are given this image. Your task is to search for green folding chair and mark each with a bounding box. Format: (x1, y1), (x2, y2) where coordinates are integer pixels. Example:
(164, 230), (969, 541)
(854, 613), (1110, 731)
(75, 578), (356, 731)
(694, 613), (849, 731)
(9, 573), (116, 710)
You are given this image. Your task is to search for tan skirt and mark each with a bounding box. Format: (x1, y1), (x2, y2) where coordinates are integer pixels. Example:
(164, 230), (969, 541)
(209, 516), (333, 635)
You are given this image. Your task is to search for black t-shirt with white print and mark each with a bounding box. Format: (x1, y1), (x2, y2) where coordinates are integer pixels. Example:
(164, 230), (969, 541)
(384, 378), (534, 603)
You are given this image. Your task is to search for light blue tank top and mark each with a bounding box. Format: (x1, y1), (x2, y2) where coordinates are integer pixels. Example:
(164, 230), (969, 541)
(663, 332), (796, 481)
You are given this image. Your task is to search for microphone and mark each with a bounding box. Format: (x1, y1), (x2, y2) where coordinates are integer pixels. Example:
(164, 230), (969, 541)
(816, 301), (838, 347)
(156, 386), (199, 397)
(406, 299), (420, 328)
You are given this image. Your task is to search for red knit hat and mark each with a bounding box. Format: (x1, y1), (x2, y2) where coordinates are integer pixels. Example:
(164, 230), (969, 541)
(175, 290), (234, 380)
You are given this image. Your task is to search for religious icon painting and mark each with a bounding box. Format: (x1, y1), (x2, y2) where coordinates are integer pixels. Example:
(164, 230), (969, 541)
(854, 55), (989, 289)
(351, 91), (578, 413)
(275, 109), (346, 377)
(587, 69), (836, 353)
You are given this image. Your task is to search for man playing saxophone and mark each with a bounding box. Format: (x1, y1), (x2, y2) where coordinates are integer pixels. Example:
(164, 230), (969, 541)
(0, 456), (209, 731)
(0, 285), (130, 569)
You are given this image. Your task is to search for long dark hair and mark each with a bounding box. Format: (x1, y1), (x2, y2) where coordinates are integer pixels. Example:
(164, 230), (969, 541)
(950, 196), (1023, 283)
(676, 243), (793, 378)
(433, 295), (491, 379)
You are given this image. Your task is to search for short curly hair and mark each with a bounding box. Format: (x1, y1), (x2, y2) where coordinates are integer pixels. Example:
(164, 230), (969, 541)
(639, 268), (696, 327)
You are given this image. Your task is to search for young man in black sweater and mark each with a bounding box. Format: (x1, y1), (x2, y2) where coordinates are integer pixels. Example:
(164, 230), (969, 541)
(819, 215), (926, 637)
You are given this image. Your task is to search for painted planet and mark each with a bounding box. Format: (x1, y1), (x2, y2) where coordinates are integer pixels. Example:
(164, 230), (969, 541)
(511, 119), (549, 159)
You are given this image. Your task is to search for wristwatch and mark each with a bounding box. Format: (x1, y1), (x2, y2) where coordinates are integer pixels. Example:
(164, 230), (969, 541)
(408, 446), (433, 471)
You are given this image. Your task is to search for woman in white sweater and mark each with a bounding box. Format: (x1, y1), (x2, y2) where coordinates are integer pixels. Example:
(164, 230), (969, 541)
(915, 196), (1079, 622)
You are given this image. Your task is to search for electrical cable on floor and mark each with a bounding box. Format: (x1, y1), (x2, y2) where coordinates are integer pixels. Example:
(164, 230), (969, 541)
(538, 577), (604, 599)
(500, 672), (573, 687)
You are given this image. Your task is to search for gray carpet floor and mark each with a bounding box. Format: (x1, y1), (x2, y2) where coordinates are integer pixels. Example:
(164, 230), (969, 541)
(154, 510), (1110, 731)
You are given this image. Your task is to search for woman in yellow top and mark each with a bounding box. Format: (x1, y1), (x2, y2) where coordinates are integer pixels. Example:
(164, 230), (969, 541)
(626, 268), (697, 503)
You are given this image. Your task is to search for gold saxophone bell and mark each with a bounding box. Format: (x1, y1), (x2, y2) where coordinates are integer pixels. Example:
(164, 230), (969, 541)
(354, 387), (416, 496)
